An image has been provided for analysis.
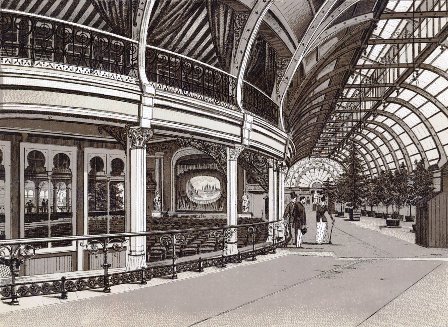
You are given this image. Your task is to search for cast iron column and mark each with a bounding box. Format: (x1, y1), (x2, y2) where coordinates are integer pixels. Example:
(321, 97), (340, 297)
(127, 127), (153, 270)
(225, 145), (244, 255)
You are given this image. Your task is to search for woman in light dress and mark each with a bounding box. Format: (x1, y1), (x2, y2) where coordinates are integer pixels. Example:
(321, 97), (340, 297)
(315, 200), (333, 244)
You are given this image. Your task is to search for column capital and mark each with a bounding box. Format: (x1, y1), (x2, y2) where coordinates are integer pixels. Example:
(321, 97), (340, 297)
(127, 127), (153, 150)
(278, 161), (289, 174)
(228, 145), (245, 161)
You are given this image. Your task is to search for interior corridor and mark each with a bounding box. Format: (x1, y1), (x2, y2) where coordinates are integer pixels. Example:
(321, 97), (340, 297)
(2, 211), (447, 327)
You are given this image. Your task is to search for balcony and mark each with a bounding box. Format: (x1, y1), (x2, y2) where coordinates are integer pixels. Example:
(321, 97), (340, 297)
(0, 10), (280, 127)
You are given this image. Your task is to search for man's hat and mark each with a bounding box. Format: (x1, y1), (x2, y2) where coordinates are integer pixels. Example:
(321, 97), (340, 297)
(290, 191), (297, 199)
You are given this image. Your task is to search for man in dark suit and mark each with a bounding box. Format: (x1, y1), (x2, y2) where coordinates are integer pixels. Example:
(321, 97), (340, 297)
(283, 192), (307, 247)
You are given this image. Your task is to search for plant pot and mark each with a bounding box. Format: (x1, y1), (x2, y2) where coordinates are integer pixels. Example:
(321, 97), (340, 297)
(375, 213), (383, 218)
(386, 218), (400, 227)
(405, 215), (415, 222)
(350, 210), (361, 221)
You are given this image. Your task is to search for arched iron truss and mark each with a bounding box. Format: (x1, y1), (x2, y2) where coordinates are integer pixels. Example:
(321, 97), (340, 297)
(336, 137), (382, 173)
(360, 125), (400, 169)
(363, 121), (413, 170)
(354, 129), (396, 169)
(367, 112), (428, 166)
(336, 145), (376, 177)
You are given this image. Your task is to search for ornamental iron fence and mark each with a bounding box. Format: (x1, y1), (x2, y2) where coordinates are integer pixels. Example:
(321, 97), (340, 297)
(0, 220), (285, 305)
(242, 82), (279, 126)
(0, 10), (138, 78)
(0, 10), (281, 126)
(145, 45), (238, 110)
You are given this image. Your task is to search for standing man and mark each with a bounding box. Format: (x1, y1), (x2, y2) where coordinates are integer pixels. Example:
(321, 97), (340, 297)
(283, 192), (307, 247)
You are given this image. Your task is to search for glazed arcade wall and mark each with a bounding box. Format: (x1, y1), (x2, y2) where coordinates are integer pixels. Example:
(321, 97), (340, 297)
(0, 130), (123, 274)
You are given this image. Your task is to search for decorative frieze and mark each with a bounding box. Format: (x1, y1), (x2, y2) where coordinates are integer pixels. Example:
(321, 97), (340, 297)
(176, 138), (227, 175)
(0, 58), (137, 84)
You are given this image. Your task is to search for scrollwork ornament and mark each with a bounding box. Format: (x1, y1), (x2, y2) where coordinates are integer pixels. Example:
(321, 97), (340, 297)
(160, 234), (173, 249)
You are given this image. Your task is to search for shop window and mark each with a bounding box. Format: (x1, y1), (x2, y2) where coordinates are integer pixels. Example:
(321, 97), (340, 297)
(21, 144), (76, 248)
(86, 149), (125, 235)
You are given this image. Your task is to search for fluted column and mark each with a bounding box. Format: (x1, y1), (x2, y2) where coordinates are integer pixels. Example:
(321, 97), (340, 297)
(225, 145), (244, 256)
(126, 127), (153, 271)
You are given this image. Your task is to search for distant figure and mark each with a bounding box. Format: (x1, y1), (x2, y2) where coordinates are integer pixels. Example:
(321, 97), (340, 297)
(283, 192), (307, 247)
(42, 199), (48, 213)
(153, 191), (161, 212)
(26, 200), (34, 213)
(242, 193), (250, 213)
(316, 200), (334, 244)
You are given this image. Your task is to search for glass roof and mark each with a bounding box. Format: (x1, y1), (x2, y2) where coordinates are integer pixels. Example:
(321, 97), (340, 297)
(314, 0), (448, 175)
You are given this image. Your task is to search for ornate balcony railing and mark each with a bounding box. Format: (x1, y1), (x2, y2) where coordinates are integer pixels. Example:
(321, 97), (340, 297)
(0, 10), (281, 126)
(0, 220), (284, 305)
(243, 82), (280, 126)
(0, 10), (138, 80)
(146, 46), (238, 110)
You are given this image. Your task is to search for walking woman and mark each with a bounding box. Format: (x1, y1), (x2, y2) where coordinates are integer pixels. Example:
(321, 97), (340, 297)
(315, 200), (333, 244)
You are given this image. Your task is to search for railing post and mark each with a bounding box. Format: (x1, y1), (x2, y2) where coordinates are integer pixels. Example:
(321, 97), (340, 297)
(60, 276), (68, 300)
(8, 259), (19, 305)
(198, 257), (204, 273)
(140, 267), (147, 285)
(171, 233), (177, 279)
(220, 227), (226, 268)
(248, 226), (257, 261)
(102, 238), (111, 293)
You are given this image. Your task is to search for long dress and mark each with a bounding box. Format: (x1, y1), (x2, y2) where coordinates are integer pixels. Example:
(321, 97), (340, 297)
(316, 205), (328, 244)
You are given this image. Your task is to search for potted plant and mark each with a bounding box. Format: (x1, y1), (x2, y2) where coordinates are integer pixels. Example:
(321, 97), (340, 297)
(365, 177), (380, 217)
(335, 145), (366, 221)
(388, 164), (409, 226)
(380, 169), (395, 218)
(386, 211), (401, 227)
(409, 159), (434, 219)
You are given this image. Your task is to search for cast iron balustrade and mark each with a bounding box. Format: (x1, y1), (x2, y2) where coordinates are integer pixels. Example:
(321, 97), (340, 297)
(242, 82), (279, 126)
(0, 10), (281, 126)
(0, 220), (283, 304)
(0, 10), (138, 79)
(146, 45), (238, 110)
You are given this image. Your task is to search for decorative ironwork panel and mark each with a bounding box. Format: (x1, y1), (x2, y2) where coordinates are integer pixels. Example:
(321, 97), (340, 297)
(242, 82), (279, 125)
(238, 150), (269, 191)
(146, 46), (238, 110)
(0, 11), (138, 78)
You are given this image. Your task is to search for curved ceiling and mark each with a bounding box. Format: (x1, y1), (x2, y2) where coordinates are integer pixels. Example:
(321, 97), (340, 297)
(4, 0), (448, 179)
(313, 0), (448, 176)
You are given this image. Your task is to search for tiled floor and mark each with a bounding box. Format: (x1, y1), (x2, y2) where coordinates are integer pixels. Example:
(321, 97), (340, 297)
(1, 213), (447, 327)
